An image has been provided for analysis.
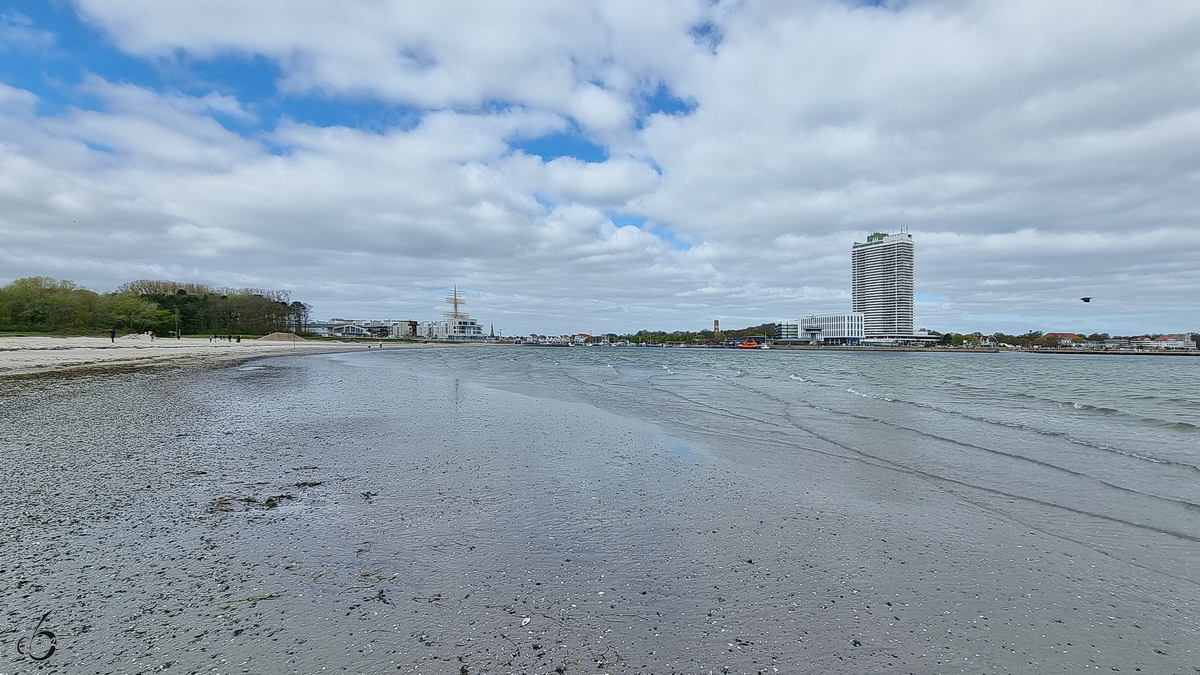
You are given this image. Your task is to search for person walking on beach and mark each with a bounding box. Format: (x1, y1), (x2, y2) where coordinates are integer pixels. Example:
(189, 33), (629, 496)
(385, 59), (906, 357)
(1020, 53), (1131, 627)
(109, 328), (116, 343)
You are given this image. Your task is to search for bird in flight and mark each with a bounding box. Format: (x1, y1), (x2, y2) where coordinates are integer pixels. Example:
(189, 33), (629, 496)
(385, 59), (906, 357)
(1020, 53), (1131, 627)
(1080, 297), (1092, 303)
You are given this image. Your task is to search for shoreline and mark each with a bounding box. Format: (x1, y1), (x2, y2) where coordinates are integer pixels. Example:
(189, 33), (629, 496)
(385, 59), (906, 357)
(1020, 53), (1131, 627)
(757, 344), (1199, 355)
(769, 344), (999, 352)
(0, 335), (466, 380)
(5, 336), (1193, 381)
(627, 344), (1200, 355)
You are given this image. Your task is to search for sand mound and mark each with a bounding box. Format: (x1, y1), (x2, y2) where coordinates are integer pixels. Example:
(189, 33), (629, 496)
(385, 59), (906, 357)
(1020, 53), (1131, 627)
(256, 332), (304, 341)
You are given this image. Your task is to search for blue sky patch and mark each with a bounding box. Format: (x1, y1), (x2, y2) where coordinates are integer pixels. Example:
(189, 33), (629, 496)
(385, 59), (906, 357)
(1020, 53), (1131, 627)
(845, 0), (908, 10)
(0, 3), (423, 137)
(2, 4), (672, 145)
(463, 98), (521, 116)
(609, 212), (692, 251)
(178, 53), (280, 103)
(651, 227), (693, 251)
(277, 96), (423, 133)
(0, 4), (160, 116)
(509, 128), (608, 163)
(635, 83), (696, 129)
(608, 213), (648, 229)
(689, 21), (723, 53)
(83, 141), (115, 154)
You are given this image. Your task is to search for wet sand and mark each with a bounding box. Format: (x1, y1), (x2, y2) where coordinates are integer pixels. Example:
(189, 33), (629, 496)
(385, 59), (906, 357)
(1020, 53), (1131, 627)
(2, 351), (1197, 674)
(0, 336), (447, 379)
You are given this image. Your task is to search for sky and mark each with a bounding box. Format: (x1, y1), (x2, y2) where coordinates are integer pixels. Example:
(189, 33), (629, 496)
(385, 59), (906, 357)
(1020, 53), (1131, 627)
(1, 0), (1198, 336)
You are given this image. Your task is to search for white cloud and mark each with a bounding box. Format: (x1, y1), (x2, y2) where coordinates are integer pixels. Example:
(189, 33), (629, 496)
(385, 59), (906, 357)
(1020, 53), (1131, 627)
(72, 0), (707, 123)
(0, 11), (56, 52)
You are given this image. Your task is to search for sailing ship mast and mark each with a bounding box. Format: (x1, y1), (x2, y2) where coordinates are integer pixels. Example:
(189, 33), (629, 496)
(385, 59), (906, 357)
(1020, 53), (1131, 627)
(444, 285), (466, 319)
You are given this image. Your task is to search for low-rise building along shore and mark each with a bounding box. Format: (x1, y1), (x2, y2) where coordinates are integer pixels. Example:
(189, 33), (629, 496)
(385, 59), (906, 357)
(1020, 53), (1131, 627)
(776, 312), (865, 345)
(1029, 333), (1197, 351)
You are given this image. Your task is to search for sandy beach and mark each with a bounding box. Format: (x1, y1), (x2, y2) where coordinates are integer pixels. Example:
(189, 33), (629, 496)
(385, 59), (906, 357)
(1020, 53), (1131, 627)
(0, 336), (447, 379)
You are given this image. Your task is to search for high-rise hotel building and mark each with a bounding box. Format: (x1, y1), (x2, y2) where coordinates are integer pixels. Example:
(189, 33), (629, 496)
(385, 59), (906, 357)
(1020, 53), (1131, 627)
(851, 232), (914, 338)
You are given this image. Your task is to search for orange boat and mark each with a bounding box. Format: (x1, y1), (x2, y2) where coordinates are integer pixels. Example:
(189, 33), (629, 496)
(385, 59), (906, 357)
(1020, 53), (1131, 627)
(737, 338), (759, 349)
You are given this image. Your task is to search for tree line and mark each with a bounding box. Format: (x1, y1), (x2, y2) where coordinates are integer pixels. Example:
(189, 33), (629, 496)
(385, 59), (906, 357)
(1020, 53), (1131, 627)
(611, 326), (1194, 348)
(939, 330), (1197, 347)
(0, 277), (311, 336)
(614, 323), (776, 344)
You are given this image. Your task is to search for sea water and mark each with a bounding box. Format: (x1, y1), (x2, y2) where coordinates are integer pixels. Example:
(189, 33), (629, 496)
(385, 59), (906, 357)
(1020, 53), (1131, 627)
(388, 346), (1200, 561)
(2, 346), (1197, 673)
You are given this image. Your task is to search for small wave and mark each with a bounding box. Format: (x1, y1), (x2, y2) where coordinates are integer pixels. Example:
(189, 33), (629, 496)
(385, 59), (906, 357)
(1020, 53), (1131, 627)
(1064, 401), (1197, 429)
(843, 386), (895, 402)
(822, 387), (1200, 471)
(789, 374), (806, 381)
(1125, 450), (1172, 465)
(1070, 402), (1121, 415)
(1130, 394), (1200, 407)
(863, 384), (1196, 445)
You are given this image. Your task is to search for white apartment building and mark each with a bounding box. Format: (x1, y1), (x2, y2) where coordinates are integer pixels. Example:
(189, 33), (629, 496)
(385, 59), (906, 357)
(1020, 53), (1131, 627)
(417, 318), (485, 340)
(1131, 334), (1195, 350)
(416, 321), (445, 339)
(852, 232), (915, 339)
(776, 321), (800, 340)
(802, 312), (864, 344)
(777, 312), (865, 345)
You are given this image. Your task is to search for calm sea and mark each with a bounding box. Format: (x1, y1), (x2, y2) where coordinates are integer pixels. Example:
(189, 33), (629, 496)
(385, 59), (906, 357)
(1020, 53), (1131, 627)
(387, 346), (1200, 571)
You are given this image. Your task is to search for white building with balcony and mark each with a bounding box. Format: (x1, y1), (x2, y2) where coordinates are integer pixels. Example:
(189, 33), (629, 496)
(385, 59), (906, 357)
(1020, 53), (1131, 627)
(852, 232), (915, 339)
(777, 312), (865, 345)
(417, 317), (485, 340)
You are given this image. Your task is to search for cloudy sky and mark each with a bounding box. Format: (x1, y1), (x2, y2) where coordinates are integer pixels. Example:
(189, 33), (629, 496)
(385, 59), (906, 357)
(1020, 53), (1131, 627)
(2, 1), (1198, 335)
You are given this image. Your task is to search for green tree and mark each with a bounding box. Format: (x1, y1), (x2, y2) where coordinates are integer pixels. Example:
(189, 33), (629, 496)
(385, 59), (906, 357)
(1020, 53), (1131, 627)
(0, 276), (310, 336)
(105, 293), (160, 333)
(0, 277), (103, 332)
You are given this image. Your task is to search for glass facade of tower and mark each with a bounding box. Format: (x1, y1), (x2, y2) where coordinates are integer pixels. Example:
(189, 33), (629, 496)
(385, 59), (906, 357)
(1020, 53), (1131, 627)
(851, 232), (914, 337)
